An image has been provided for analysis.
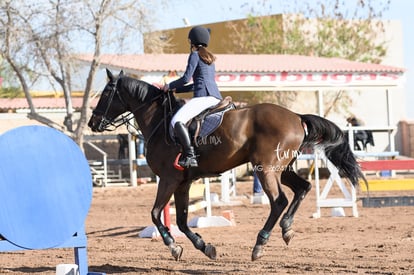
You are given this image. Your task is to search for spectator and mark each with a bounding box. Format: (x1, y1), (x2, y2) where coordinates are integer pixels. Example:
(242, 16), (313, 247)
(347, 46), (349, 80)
(136, 131), (145, 159)
(253, 171), (263, 195)
(346, 116), (374, 151)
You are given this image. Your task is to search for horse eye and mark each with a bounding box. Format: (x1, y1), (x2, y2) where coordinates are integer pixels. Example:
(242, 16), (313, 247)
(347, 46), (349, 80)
(102, 88), (112, 96)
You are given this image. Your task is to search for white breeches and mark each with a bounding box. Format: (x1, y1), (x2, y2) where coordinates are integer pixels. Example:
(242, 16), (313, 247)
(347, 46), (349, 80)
(171, 96), (221, 127)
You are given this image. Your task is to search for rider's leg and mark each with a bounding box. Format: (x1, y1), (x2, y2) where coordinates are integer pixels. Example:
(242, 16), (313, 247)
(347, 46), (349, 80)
(174, 121), (198, 168)
(171, 96), (221, 128)
(171, 96), (220, 168)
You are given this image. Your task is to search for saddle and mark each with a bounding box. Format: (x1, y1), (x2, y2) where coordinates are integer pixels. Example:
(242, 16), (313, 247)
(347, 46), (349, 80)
(170, 96), (235, 146)
(188, 96), (235, 146)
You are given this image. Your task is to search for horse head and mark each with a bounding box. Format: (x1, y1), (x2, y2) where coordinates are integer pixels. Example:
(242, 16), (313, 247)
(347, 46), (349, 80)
(89, 68), (178, 134)
(88, 69), (129, 132)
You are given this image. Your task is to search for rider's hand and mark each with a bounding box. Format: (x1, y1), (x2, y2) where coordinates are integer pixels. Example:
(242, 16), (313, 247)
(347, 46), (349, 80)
(163, 84), (169, 92)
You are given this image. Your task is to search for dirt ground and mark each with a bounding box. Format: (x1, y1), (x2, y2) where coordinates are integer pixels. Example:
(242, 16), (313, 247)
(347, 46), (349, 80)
(1, 179), (413, 275)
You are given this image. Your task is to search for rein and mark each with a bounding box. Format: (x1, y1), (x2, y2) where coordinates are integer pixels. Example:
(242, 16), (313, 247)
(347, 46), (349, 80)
(145, 91), (176, 146)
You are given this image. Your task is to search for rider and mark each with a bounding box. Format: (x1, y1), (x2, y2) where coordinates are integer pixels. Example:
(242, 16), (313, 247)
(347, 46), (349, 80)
(163, 26), (223, 169)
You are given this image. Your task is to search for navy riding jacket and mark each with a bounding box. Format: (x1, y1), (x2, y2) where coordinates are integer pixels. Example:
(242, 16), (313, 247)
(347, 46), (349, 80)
(168, 51), (222, 100)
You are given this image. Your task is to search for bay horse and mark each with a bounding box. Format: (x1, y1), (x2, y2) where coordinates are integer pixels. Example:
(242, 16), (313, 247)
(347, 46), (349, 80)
(88, 69), (366, 261)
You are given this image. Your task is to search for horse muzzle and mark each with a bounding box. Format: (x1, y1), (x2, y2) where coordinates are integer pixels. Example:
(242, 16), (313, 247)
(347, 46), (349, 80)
(88, 114), (107, 132)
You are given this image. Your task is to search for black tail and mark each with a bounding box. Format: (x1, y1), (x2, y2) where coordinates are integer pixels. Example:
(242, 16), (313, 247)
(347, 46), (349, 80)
(300, 114), (367, 187)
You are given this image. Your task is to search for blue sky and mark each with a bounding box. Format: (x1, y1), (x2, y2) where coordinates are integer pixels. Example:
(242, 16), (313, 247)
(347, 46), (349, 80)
(153, 0), (414, 119)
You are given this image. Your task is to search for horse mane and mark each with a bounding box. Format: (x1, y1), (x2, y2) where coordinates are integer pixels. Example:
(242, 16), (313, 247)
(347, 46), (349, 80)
(118, 76), (163, 103)
(117, 76), (183, 121)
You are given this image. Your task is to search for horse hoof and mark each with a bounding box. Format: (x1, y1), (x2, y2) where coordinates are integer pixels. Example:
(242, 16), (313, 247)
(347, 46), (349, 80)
(283, 229), (295, 245)
(251, 245), (264, 261)
(170, 244), (183, 261)
(204, 243), (217, 260)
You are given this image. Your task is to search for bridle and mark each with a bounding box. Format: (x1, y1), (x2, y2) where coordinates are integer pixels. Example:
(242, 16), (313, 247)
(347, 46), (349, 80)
(93, 78), (141, 132)
(92, 78), (176, 145)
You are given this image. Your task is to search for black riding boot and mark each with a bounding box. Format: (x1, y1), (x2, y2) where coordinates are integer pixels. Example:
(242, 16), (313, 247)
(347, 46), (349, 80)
(174, 122), (198, 168)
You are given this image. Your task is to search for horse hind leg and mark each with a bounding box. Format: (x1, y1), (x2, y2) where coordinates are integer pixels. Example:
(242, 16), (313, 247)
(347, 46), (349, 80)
(174, 183), (217, 260)
(279, 169), (312, 245)
(252, 170), (288, 261)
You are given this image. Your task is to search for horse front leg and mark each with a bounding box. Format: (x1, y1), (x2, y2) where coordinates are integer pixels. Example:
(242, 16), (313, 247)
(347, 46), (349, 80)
(151, 179), (183, 261)
(252, 171), (288, 261)
(174, 183), (217, 260)
(279, 169), (312, 245)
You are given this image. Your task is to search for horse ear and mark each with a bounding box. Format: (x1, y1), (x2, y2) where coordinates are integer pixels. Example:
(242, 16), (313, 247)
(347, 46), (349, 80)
(119, 70), (125, 77)
(106, 68), (114, 81)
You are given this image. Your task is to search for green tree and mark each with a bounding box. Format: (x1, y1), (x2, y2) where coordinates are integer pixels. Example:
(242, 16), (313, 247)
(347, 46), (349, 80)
(0, 61), (23, 98)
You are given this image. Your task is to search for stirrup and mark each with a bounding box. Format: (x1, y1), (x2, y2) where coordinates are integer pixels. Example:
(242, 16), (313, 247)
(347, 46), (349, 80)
(173, 153), (185, 171)
(173, 153), (198, 170)
(179, 155), (198, 168)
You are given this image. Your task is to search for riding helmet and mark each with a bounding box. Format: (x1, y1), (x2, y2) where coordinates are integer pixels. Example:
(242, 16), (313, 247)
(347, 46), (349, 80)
(188, 26), (210, 47)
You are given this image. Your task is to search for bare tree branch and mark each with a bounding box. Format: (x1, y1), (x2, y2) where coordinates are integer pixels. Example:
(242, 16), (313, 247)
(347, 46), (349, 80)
(0, 0), (167, 144)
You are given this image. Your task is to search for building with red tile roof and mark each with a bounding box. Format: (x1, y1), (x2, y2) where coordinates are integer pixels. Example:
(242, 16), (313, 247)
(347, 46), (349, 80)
(75, 54), (404, 92)
(0, 97), (98, 113)
(77, 53), (404, 74)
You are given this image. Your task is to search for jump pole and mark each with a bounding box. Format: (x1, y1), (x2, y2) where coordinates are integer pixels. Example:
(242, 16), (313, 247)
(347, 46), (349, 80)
(157, 175), (171, 229)
(128, 133), (137, 187)
(163, 204), (171, 229)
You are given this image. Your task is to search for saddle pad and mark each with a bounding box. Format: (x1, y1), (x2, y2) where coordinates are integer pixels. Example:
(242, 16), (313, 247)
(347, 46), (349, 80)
(199, 111), (225, 137)
(168, 110), (227, 141)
